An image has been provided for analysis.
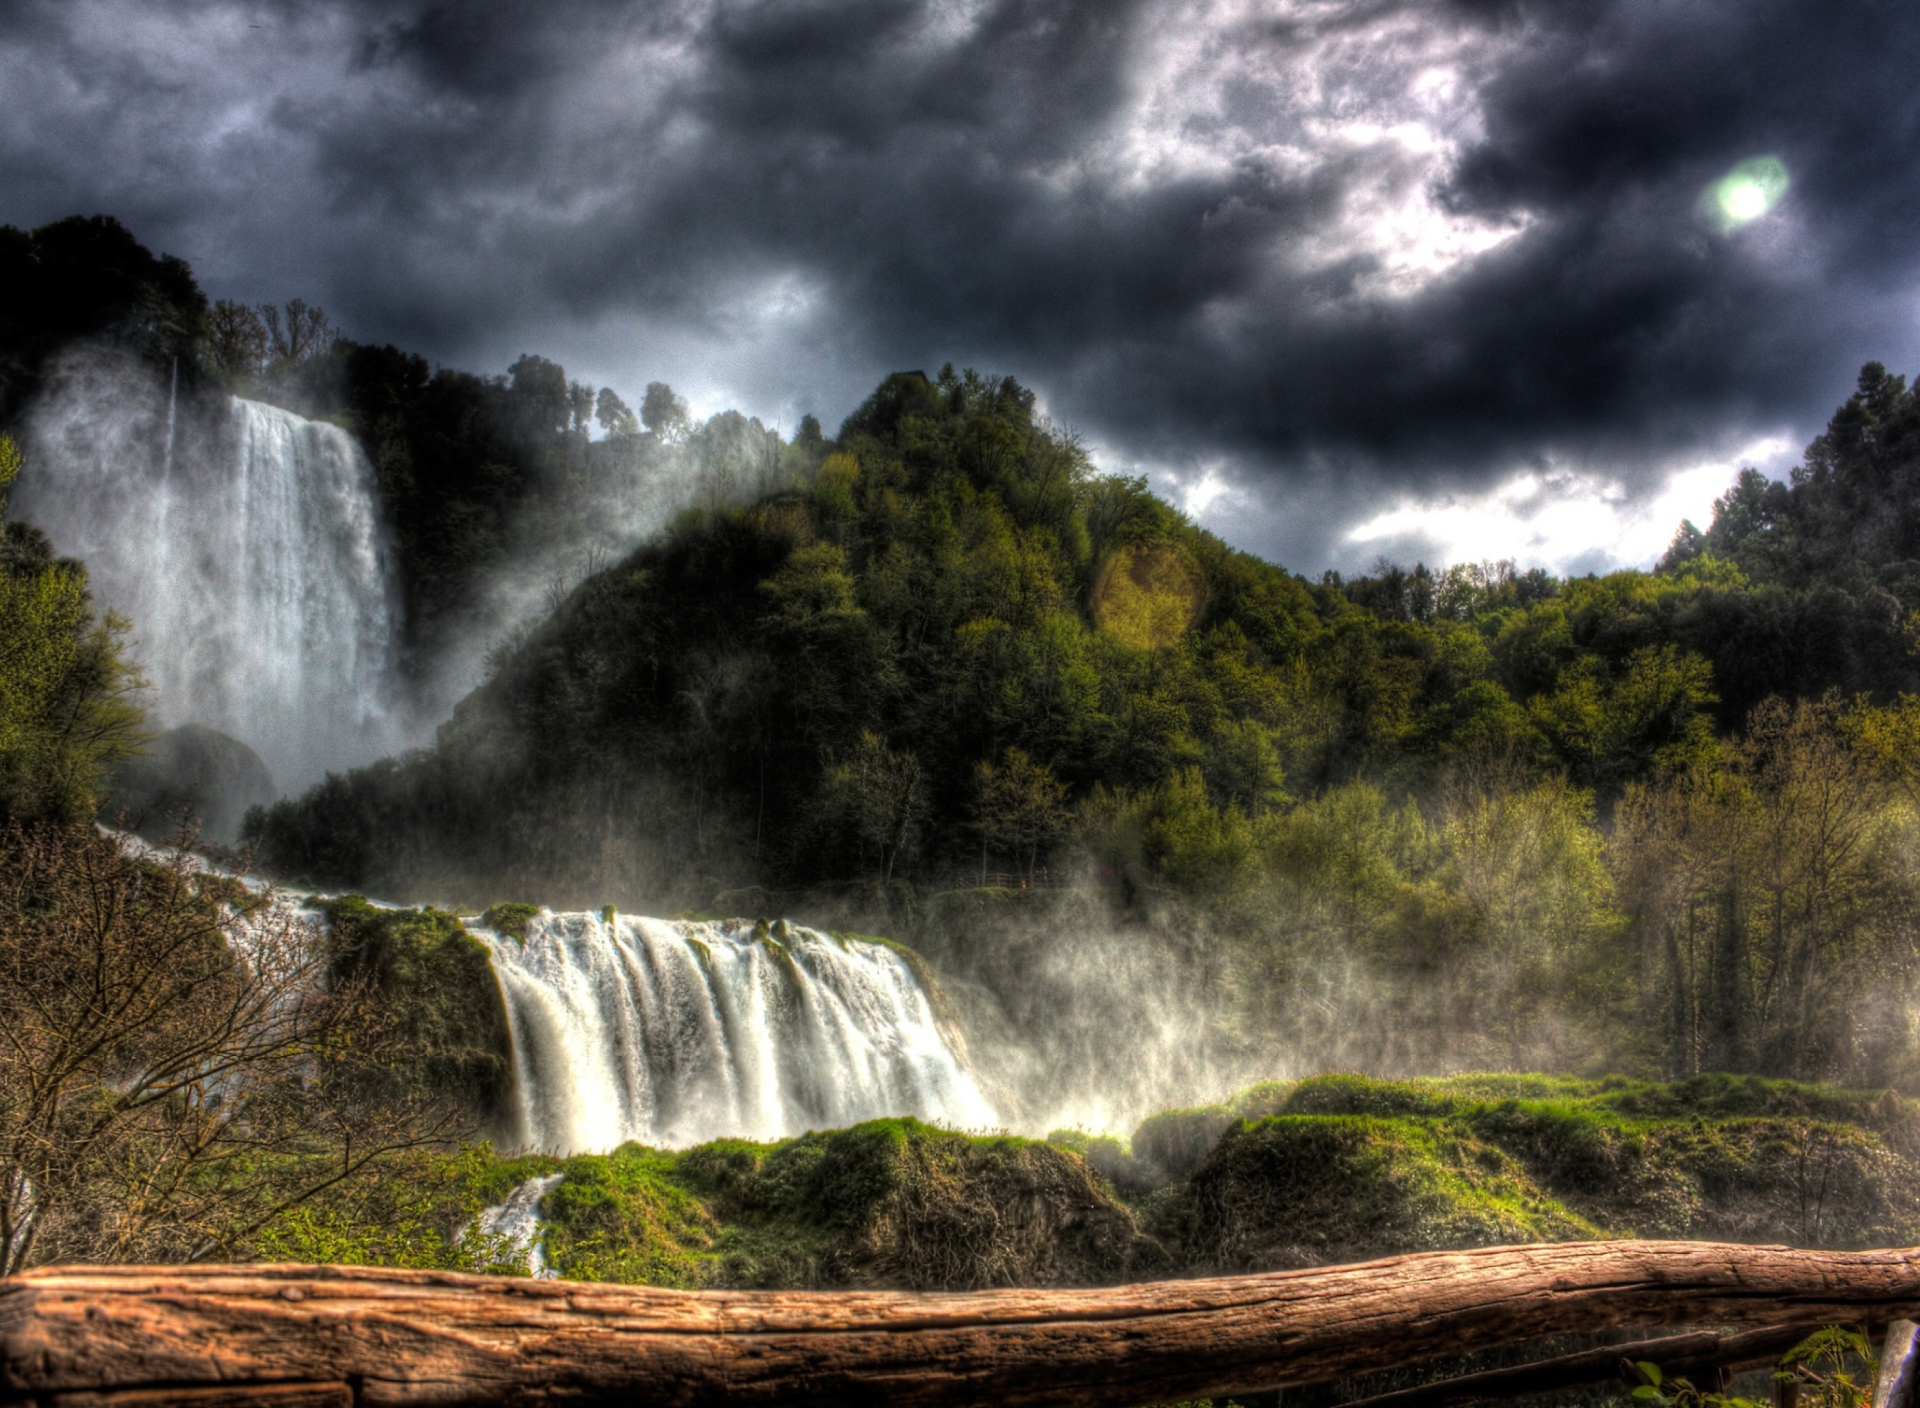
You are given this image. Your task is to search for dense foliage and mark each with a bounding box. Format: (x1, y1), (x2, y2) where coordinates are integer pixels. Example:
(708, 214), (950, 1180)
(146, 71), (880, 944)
(0, 434), (143, 822)
(1673, 362), (1920, 603)
(235, 362), (1920, 1089)
(0, 215), (206, 425)
(316, 895), (514, 1117)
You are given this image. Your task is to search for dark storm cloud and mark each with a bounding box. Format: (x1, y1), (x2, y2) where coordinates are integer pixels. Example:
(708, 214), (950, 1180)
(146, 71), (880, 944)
(3, 0), (1919, 568)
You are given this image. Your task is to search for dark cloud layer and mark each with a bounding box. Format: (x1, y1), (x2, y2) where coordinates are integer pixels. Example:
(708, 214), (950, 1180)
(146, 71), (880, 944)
(4, 0), (1919, 569)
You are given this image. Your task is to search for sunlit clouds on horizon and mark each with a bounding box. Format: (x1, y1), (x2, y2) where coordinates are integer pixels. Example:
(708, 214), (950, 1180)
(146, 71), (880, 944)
(1337, 435), (1799, 577)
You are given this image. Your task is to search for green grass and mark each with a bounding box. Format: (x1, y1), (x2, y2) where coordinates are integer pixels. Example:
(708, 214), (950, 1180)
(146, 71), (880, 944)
(1160, 1073), (1920, 1260)
(247, 1073), (1920, 1290)
(1187, 1114), (1606, 1271)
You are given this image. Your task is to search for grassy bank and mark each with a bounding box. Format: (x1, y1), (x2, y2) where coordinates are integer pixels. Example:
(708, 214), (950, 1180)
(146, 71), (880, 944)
(254, 1073), (1920, 1289)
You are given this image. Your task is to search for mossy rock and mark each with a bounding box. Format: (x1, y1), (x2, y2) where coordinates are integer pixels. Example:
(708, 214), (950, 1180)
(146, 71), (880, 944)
(279, 1074), (1920, 1293)
(479, 902), (540, 943)
(319, 895), (513, 1114)
(1186, 1115), (1605, 1272)
(1209, 1073), (1920, 1251)
(693, 1119), (1167, 1290)
(541, 1145), (722, 1288)
(1604, 1117), (1919, 1245)
(526, 1120), (1164, 1292)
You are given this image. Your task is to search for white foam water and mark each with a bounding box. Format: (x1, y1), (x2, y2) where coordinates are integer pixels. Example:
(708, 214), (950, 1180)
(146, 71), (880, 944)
(480, 913), (995, 1154)
(470, 1173), (565, 1277)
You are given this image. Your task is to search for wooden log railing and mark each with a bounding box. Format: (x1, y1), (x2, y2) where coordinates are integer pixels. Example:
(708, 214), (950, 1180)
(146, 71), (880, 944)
(8, 1242), (1920, 1408)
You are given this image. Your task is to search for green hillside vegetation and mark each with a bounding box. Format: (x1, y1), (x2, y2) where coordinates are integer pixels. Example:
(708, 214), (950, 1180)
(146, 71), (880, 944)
(0, 433), (143, 823)
(255, 1073), (1920, 1290)
(316, 895), (515, 1116)
(244, 360), (1920, 1091)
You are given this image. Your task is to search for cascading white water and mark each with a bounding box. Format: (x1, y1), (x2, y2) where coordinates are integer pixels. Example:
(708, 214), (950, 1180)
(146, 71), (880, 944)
(20, 359), (402, 792)
(470, 1174), (564, 1277)
(480, 912), (996, 1154)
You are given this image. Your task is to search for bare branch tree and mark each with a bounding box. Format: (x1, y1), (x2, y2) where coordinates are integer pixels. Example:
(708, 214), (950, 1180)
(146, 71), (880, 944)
(0, 824), (458, 1275)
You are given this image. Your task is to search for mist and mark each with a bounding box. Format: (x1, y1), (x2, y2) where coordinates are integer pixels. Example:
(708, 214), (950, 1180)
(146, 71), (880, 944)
(13, 345), (406, 794)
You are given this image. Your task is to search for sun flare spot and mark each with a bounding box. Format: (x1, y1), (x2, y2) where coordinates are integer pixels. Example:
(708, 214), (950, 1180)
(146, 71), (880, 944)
(1701, 155), (1789, 232)
(1092, 540), (1209, 650)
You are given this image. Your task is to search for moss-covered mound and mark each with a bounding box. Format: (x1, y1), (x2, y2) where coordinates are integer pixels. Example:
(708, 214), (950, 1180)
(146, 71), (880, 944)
(272, 1120), (1161, 1290)
(543, 1119), (1165, 1290)
(1155, 1073), (1920, 1263)
(266, 1072), (1920, 1291)
(1187, 1115), (1603, 1271)
(318, 895), (513, 1113)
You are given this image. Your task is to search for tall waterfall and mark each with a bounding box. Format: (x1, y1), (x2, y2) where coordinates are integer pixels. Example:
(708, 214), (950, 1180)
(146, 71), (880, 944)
(480, 912), (995, 1154)
(20, 365), (401, 791)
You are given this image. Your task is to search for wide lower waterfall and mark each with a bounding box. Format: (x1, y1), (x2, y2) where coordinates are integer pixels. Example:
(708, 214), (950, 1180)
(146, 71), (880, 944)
(19, 363), (401, 792)
(479, 912), (995, 1154)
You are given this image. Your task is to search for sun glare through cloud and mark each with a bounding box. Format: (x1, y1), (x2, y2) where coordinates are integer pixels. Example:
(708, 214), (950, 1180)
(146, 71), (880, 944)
(1701, 156), (1791, 234)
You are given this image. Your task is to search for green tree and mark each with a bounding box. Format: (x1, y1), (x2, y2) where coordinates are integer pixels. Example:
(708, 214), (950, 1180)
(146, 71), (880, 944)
(595, 386), (639, 437)
(972, 747), (1071, 880)
(207, 299), (268, 379)
(823, 731), (927, 883)
(1531, 644), (1717, 789)
(642, 381), (690, 442)
(1442, 775), (1618, 1068)
(259, 298), (334, 362)
(0, 437), (145, 822)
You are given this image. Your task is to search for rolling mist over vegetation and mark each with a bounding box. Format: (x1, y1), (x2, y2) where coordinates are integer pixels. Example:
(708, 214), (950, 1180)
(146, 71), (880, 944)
(243, 340), (1920, 1093)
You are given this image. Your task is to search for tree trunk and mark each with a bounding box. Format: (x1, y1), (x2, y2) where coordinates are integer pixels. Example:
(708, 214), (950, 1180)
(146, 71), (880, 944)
(9, 1242), (1920, 1406)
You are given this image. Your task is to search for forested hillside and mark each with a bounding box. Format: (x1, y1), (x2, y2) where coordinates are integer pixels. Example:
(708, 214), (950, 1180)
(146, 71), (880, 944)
(236, 358), (1920, 1091)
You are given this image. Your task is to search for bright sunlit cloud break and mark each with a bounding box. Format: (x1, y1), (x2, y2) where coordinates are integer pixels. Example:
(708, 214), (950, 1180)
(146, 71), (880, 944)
(1342, 436), (1796, 576)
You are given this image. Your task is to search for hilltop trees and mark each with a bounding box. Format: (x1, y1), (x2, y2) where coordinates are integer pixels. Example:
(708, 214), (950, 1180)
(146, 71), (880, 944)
(1686, 363), (1920, 610)
(0, 215), (206, 422)
(243, 361), (1920, 921)
(231, 355), (1920, 1088)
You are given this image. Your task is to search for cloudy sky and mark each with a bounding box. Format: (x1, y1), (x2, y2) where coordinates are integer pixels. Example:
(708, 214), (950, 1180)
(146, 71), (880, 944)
(4, 0), (1917, 574)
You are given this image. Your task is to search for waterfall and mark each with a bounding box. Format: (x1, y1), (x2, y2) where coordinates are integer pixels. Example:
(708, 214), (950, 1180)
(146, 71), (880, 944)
(19, 365), (402, 792)
(469, 1174), (564, 1277)
(480, 912), (995, 1154)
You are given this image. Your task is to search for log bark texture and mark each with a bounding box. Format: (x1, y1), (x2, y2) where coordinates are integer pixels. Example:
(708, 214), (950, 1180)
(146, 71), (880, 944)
(8, 1241), (1920, 1408)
